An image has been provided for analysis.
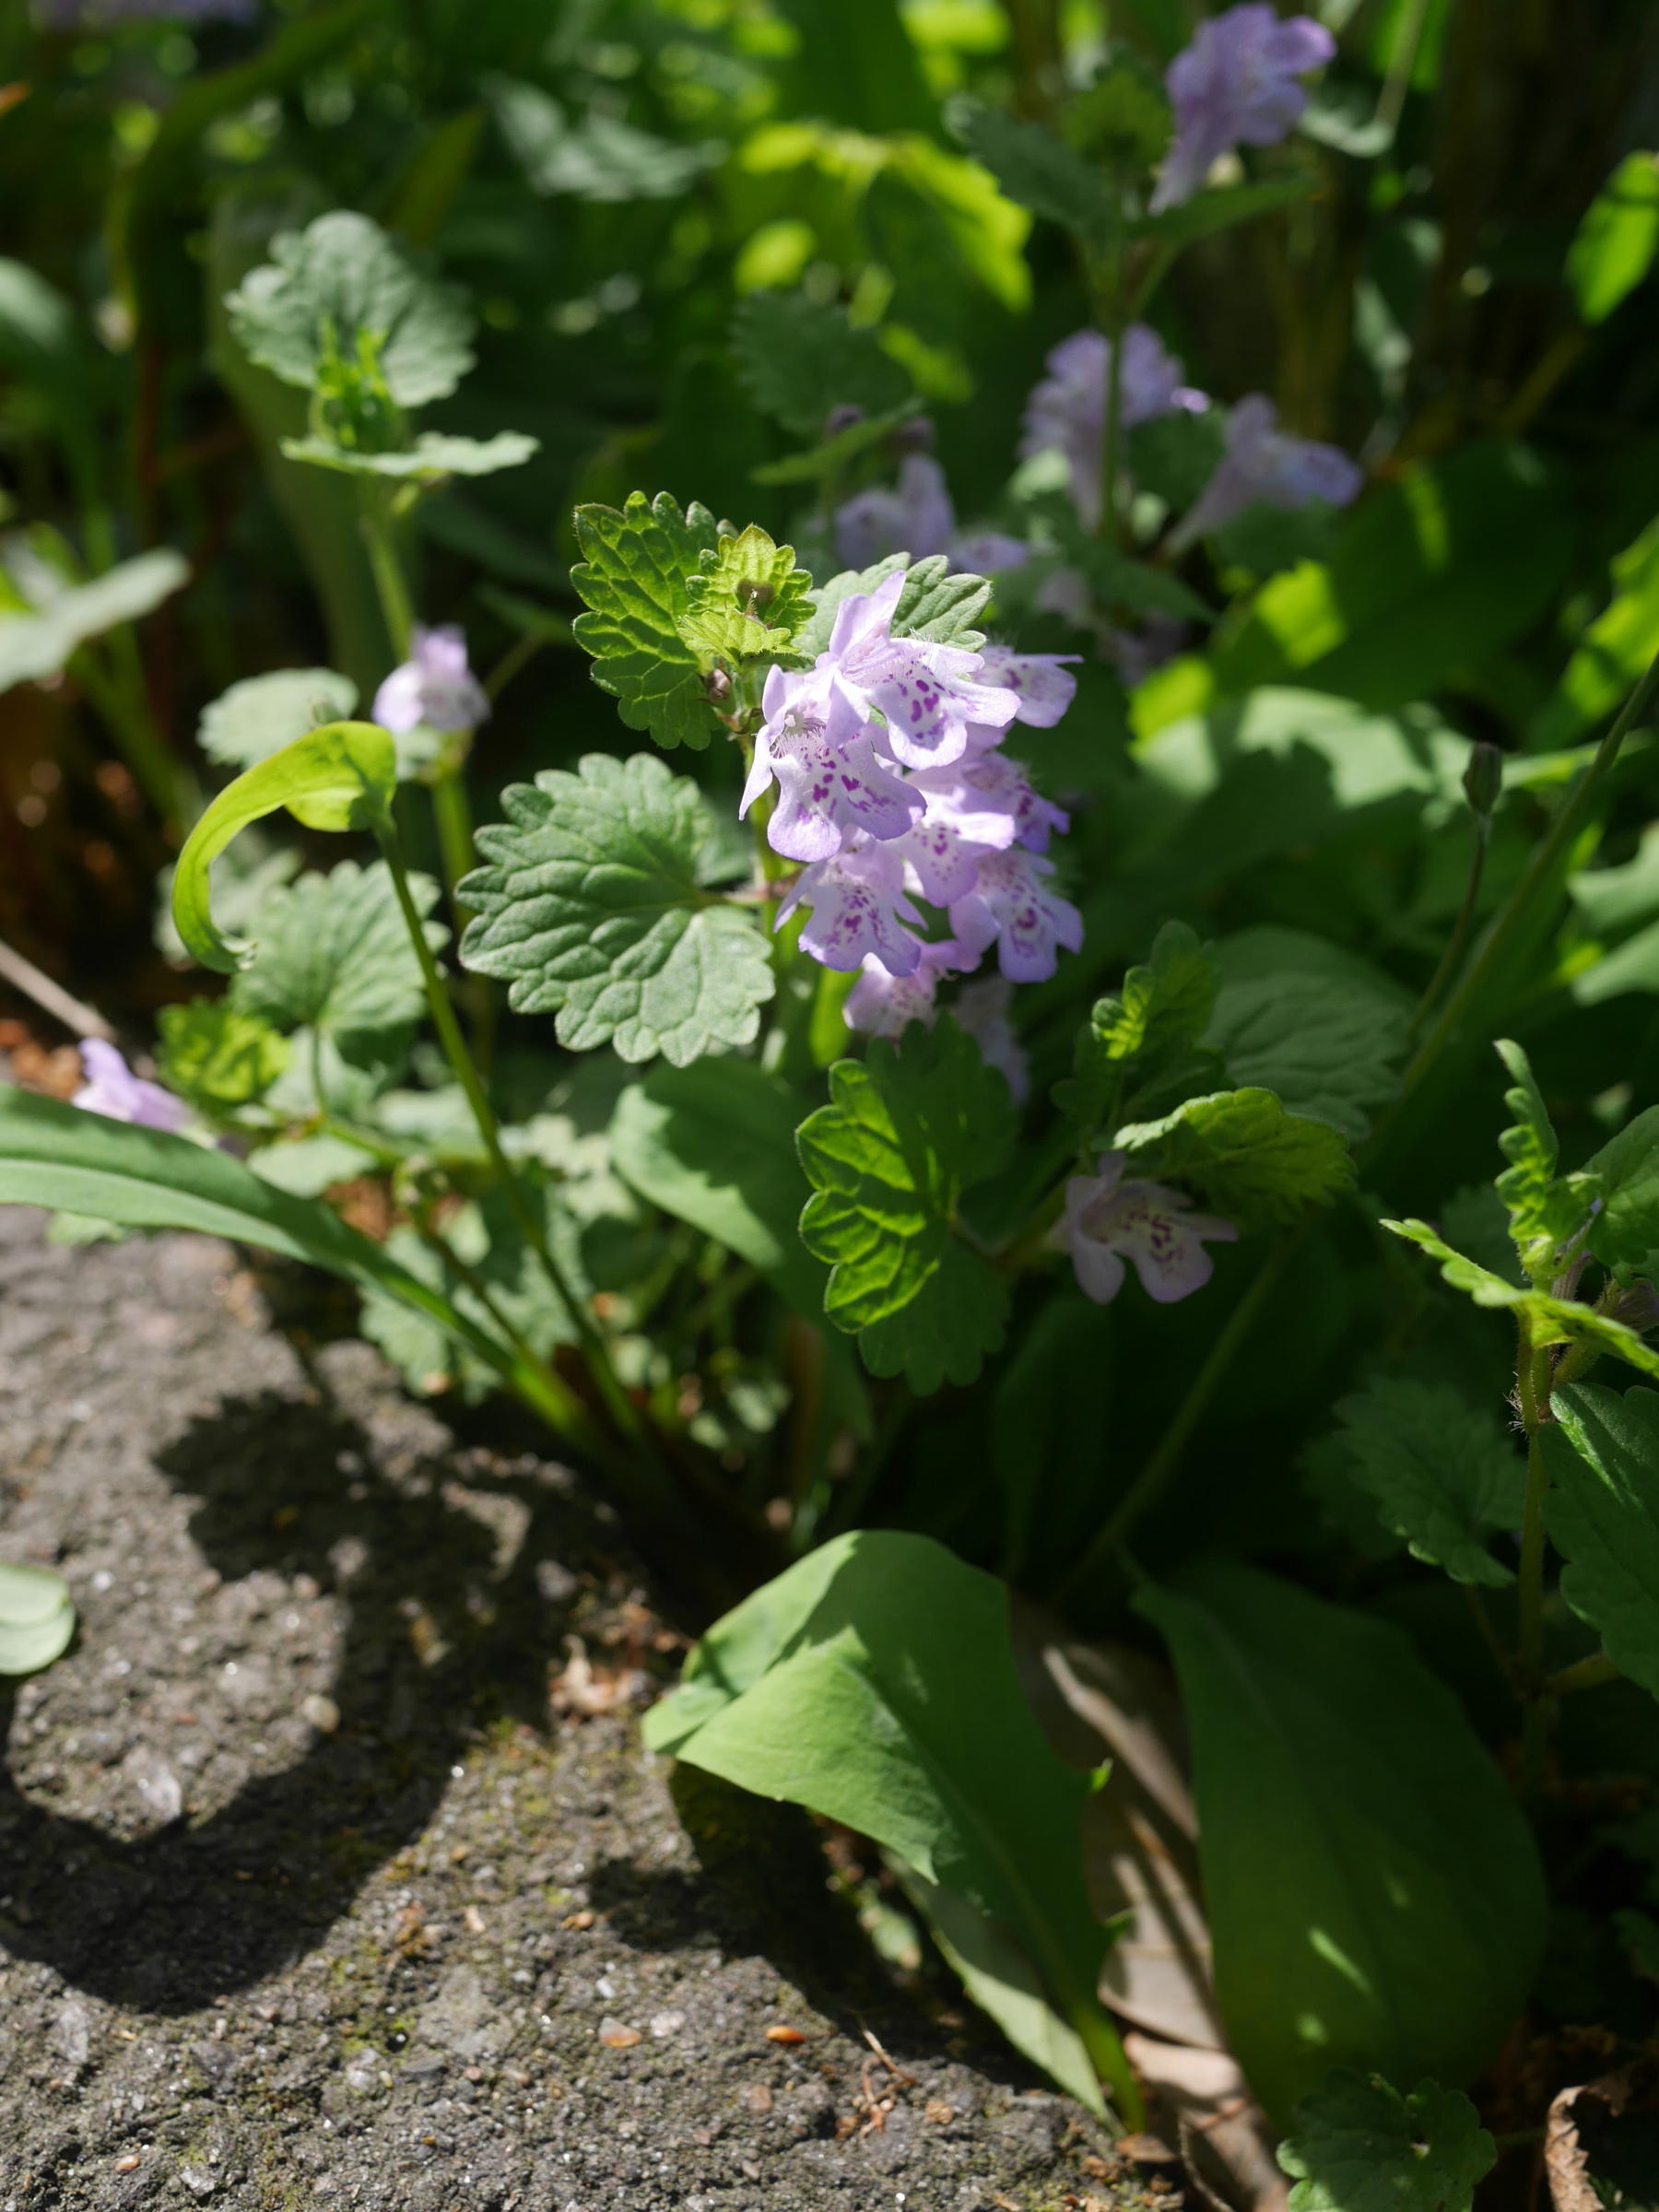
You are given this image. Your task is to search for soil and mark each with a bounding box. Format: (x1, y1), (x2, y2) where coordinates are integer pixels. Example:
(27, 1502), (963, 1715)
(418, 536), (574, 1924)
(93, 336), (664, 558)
(0, 1212), (1156, 2212)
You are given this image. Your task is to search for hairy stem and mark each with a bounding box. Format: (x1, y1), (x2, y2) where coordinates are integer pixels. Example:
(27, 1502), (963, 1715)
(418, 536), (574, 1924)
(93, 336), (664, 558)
(1513, 1315), (1556, 1794)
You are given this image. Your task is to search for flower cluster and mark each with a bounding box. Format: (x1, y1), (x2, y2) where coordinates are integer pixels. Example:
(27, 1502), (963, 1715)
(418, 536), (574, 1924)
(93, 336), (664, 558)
(835, 451), (1030, 579)
(742, 572), (1082, 1051)
(1049, 1151), (1238, 1305)
(1020, 327), (1205, 529)
(1152, 3), (1335, 214)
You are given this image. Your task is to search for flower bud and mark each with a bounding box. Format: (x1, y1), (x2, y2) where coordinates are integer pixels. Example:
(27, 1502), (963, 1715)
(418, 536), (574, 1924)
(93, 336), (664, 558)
(1463, 740), (1503, 822)
(823, 404), (865, 438)
(1612, 1278), (1659, 1335)
(890, 416), (935, 454)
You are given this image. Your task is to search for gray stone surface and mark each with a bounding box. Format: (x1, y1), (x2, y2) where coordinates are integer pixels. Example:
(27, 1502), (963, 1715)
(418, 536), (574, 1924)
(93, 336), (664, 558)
(0, 1215), (1151, 2211)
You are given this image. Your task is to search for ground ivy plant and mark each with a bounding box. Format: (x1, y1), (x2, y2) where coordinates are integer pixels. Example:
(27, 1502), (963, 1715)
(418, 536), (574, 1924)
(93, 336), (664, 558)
(5, 7), (1659, 2204)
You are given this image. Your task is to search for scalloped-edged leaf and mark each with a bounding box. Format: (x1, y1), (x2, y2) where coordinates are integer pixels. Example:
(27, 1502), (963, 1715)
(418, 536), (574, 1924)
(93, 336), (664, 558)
(1207, 961), (1408, 1141)
(225, 208), (474, 406)
(228, 858), (444, 1048)
(197, 667), (359, 771)
(797, 1018), (1015, 1391)
(677, 524), (814, 663)
(1493, 1039), (1600, 1283)
(571, 490), (724, 749)
(156, 999), (291, 1114)
(1278, 2072), (1495, 2212)
(951, 104), (1117, 248)
(0, 547), (189, 693)
(279, 429), (538, 479)
(730, 289), (910, 438)
(457, 753), (773, 1065)
(1114, 1087), (1354, 1230)
(1382, 1218), (1659, 1380)
(1543, 1383), (1659, 1701)
(800, 551), (991, 659)
(1330, 1378), (1526, 1587)
(1059, 921), (1223, 1137)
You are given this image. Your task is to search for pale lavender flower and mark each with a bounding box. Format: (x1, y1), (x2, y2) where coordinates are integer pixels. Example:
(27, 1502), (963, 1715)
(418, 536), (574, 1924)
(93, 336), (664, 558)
(73, 1039), (191, 1135)
(891, 814), (1001, 906)
(741, 665), (920, 864)
(1169, 393), (1362, 552)
(1020, 328), (1205, 527)
(924, 752), (1070, 854)
(1151, 4), (1335, 215)
(974, 646), (1082, 730)
(834, 453), (1030, 577)
(372, 624), (489, 738)
(815, 571), (1020, 771)
(948, 846), (1083, 984)
(777, 837), (924, 976)
(1048, 1150), (1238, 1304)
(842, 939), (964, 1039)
(954, 976), (1030, 1103)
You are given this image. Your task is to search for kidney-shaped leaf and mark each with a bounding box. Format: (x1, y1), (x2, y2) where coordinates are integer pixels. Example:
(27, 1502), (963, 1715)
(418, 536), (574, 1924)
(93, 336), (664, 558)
(643, 1529), (1135, 2120)
(1136, 1559), (1547, 2124)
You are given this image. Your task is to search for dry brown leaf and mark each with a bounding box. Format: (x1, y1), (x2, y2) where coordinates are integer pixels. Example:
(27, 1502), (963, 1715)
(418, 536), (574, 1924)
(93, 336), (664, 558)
(1546, 2065), (1657, 2212)
(1125, 2035), (1288, 2212)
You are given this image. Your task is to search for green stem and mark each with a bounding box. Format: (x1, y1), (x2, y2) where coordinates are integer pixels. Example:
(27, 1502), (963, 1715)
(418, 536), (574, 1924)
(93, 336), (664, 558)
(1097, 264), (1127, 547)
(429, 759), (478, 924)
(1514, 1317), (1555, 1794)
(1053, 1230), (1301, 1607)
(1400, 643), (1659, 1102)
(374, 820), (654, 1472)
(1543, 1649), (1619, 1698)
(1406, 819), (1489, 1043)
(359, 485), (416, 661)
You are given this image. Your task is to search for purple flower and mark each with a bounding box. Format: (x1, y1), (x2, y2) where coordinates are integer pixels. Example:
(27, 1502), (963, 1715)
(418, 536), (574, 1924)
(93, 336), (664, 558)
(834, 453), (1031, 577)
(816, 571), (1020, 771)
(1169, 394), (1362, 551)
(1020, 328), (1206, 527)
(1048, 1150), (1238, 1304)
(73, 1039), (191, 1135)
(948, 846), (1083, 984)
(842, 939), (964, 1039)
(372, 625), (489, 739)
(1152, 4), (1335, 214)
(741, 665), (920, 864)
(954, 976), (1030, 1103)
(777, 837), (924, 976)
(974, 646), (1081, 730)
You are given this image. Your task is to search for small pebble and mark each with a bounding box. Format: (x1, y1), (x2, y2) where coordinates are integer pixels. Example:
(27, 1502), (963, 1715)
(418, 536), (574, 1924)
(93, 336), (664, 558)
(598, 2018), (641, 2049)
(650, 2009), (685, 2040)
(745, 2083), (773, 2115)
(114, 2153), (141, 2173)
(925, 2100), (956, 2125)
(765, 2024), (806, 2045)
(301, 1693), (340, 1735)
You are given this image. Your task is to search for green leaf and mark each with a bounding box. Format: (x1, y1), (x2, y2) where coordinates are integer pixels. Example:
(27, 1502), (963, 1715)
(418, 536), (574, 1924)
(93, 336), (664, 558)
(157, 1000), (291, 1113)
(0, 1562), (76, 1677)
(1532, 518), (1659, 751)
(642, 1529), (1125, 2120)
(1331, 1378), (1526, 1587)
(571, 490), (724, 750)
(1568, 151), (1659, 324)
(1584, 1105), (1659, 1272)
(730, 290), (911, 439)
(0, 547), (189, 694)
(228, 859), (444, 1049)
(797, 1019), (1016, 1390)
(278, 429), (539, 480)
(1542, 1383), (1659, 1700)
(1136, 1559), (1547, 2122)
(458, 753), (773, 1066)
(951, 104), (1117, 249)
(1206, 441), (1571, 712)
(490, 77), (723, 201)
(1493, 1039), (1601, 1283)
(225, 209), (475, 406)
(1114, 1088), (1355, 1231)
(1059, 921), (1222, 1135)
(170, 723), (397, 974)
(1130, 174), (1316, 245)
(1382, 1218), (1659, 1381)
(1279, 2072), (1496, 2212)
(749, 400), (920, 488)
(677, 524), (815, 666)
(197, 667), (359, 771)
(0, 1086), (516, 1387)
(250, 1132), (380, 1197)
(800, 551), (992, 660)
(609, 1060), (825, 1318)
(1206, 935), (1410, 1141)
(1127, 407), (1228, 515)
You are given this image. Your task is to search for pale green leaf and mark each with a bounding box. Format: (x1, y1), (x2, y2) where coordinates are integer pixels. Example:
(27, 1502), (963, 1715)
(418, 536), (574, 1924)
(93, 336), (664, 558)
(490, 76), (722, 202)
(1279, 2072), (1495, 2212)
(0, 547), (188, 694)
(797, 1018), (1015, 1389)
(171, 722), (397, 974)
(157, 999), (291, 1113)
(1493, 1038), (1600, 1283)
(457, 753), (773, 1065)
(225, 208), (475, 406)
(197, 667), (359, 771)
(677, 524), (814, 664)
(730, 289), (910, 439)
(1114, 1087), (1355, 1230)
(278, 429), (538, 479)
(1137, 1559), (1546, 2122)
(1533, 518), (1659, 750)
(1543, 1383), (1659, 1701)
(228, 858), (444, 1048)
(0, 1562), (76, 1677)
(1331, 1378), (1525, 1586)
(1567, 151), (1659, 324)
(571, 491), (725, 750)
(1382, 1218), (1659, 1380)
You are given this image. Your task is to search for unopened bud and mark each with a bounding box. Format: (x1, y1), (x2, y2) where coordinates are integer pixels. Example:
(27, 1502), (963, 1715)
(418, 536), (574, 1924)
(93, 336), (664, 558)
(823, 403), (865, 438)
(891, 416), (935, 454)
(1463, 740), (1503, 821)
(736, 578), (774, 612)
(1612, 1278), (1659, 1335)
(702, 665), (733, 705)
